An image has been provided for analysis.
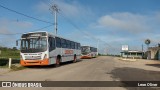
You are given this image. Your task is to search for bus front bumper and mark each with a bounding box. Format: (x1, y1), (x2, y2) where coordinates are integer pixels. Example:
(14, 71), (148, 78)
(80, 56), (92, 59)
(20, 58), (49, 66)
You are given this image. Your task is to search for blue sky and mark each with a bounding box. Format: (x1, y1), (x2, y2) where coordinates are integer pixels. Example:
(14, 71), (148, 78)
(0, 0), (160, 54)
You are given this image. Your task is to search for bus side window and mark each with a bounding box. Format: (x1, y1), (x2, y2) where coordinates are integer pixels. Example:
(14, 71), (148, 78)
(77, 43), (79, 49)
(52, 37), (55, 49)
(71, 41), (74, 49)
(75, 43), (77, 49)
(61, 39), (67, 48)
(70, 41), (72, 49)
(49, 37), (55, 51)
(79, 43), (81, 50)
(56, 37), (61, 48)
(66, 40), (70, 49)
(49, 37), (52, 51)
(90, 47), (93, 52)
(73, 42), (75, 49)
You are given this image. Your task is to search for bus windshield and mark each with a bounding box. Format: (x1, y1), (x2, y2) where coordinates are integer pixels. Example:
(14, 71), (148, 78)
(21, 37), (47, 53)
(81, 46), (90, 55)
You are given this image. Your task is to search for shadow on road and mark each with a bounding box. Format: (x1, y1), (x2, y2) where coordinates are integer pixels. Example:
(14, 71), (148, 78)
(146, 64), (160, 68)
(26, 59), (82, 69)
(110, 67), (160, 90)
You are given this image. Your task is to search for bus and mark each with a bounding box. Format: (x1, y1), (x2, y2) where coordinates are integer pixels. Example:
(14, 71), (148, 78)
(17, 31), (81, 66)
(81, 46), (97, 59)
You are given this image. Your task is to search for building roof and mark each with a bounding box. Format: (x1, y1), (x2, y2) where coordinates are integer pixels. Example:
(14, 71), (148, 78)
(121, 50), (143, 53)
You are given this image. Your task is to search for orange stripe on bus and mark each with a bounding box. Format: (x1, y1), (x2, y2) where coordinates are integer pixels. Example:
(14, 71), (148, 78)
(65, 50), (73, 54)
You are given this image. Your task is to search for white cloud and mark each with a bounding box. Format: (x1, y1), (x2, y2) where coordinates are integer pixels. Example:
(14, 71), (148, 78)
(35, 1), (50, 14)
(35, 0), (94, 19)
(13, 21), (32, 29)
(97, 35), (130, 44)
(0, 18), (33, 34)
(155, 12), (160, 22)
(97, 12), (151, 33)
(0, 26), (10, 34)
(55, 1), (80, 17)
(0, 19), (11, 34)
(34, 1), (160, 54)
(0, 18), (33, 47)
(90, 12), (160, 53)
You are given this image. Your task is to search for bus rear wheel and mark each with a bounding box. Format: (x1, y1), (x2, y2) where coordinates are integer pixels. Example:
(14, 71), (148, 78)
(73, 55), (77, 63)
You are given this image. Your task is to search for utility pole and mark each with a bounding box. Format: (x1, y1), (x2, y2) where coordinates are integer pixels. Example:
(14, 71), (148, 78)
(50, 4), (59, 35)
(103, 47), (107, 55)
(142, 44), (144, 58)
(142, 44), (143, 52)
(97, 40), (99, 55)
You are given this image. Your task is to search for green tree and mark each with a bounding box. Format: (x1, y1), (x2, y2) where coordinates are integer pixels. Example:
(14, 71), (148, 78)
(13, 47), (17, 50)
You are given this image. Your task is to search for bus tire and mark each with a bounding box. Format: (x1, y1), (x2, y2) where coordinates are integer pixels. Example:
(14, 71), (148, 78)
(73, 54), (77, 63)
(56, 55), (61, 67)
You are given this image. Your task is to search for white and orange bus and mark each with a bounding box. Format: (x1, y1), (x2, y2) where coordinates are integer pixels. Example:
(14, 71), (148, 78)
(81, 46), (97, 59)
(17, 31), (81, 66)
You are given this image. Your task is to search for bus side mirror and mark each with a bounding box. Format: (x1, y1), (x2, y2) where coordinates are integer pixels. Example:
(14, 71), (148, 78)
(16, 40), (18, 46)
(16, 39), (21, 46)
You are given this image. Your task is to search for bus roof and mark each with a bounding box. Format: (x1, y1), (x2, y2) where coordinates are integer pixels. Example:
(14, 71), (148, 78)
(48, 32), (80, 44)
(22, 31), (47, 34)
(81, 45), (97, 48)
(22, 31), (80, 44)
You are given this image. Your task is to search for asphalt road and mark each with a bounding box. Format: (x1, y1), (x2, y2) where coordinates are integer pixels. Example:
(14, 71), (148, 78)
(1, 56), (160, 90)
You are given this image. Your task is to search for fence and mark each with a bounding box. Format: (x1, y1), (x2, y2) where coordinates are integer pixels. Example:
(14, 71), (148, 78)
(0, 58), (20, 68)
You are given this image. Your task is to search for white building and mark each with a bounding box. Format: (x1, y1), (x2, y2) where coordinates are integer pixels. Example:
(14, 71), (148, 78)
(121, 50), (144, 59)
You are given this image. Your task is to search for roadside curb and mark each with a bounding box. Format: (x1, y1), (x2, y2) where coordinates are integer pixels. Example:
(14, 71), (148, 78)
(0, 64), (26, 75)
(118, 58), (137, 62)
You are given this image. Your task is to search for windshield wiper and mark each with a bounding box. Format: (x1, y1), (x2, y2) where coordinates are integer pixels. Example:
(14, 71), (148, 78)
(34, 36), (41, 45)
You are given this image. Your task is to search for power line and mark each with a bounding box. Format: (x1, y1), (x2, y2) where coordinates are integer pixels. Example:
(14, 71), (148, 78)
(59, 12), (117, 50)
(0, 4), (54, 24)
(0, 24), (53, 35)
(59, 13), (97, 40)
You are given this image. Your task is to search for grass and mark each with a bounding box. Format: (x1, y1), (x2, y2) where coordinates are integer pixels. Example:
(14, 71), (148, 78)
(0, 48), (25, 71)
(0, 64), (26, 72)
(0, 58), (20, 66)
(0, 49), (20, 66)
(0, 65), (8, 68)
(10, 65), (26, 71)
(0, 50), (20, 59)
